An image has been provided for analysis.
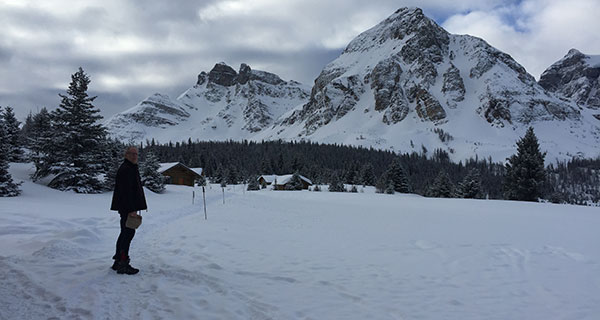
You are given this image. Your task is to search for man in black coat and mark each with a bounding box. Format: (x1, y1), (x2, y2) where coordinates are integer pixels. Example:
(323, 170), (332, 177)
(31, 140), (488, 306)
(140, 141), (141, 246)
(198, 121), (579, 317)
(110, 146), (147, 275)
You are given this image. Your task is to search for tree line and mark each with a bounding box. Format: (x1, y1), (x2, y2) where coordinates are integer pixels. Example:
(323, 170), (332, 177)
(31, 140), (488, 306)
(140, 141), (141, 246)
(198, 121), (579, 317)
(2, 67), (599, 206)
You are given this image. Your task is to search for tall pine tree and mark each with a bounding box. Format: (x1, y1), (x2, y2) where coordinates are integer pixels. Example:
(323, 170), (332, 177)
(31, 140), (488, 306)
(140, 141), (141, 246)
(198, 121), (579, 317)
(34, 68), (108, 193)
(2, 106), (24, 162)
(29, 108), (53, 177)
(140, 151), (166, 193)
(503, 127), (546, 201)
(0, 119), (21, 196)
(427, 170), (454, 198)
(286, 172), (304, 190)
(359, 163), (376, 186)
(457, 169), (481, 199)
(386, 157), (411, 193)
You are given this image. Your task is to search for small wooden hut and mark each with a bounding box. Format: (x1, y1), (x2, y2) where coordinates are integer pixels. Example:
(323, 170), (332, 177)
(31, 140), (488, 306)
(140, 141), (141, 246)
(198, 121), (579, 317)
(159, 162), (202, 186)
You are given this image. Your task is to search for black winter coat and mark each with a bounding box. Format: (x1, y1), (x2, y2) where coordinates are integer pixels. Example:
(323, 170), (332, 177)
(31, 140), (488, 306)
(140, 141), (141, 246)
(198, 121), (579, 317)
(110, 159), (147, 213)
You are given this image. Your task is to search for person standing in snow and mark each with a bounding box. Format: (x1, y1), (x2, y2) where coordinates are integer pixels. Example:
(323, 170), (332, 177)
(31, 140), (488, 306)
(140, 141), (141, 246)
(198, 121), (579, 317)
(110, 146), (147, 275)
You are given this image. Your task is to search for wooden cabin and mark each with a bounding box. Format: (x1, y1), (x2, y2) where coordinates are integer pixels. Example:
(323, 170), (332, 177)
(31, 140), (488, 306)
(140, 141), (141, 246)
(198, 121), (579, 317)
(159, 162), (202, 186)
(258, 174), (312, 190)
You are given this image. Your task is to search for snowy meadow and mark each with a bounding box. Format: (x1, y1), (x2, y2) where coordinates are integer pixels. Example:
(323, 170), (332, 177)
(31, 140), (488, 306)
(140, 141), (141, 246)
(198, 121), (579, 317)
(1, 163), (599, 320)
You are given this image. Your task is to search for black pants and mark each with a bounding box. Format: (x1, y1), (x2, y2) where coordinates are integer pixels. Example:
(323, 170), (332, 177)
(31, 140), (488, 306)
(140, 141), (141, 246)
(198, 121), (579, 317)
(114, 211), (136, 260)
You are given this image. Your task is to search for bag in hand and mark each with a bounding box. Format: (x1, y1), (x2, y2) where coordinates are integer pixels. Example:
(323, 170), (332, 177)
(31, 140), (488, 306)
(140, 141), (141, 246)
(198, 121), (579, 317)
(126, 212), (143, 229)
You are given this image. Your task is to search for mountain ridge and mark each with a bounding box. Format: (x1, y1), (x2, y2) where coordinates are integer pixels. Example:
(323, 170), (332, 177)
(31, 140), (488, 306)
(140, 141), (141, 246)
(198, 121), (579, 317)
(106, 7), (600, 162)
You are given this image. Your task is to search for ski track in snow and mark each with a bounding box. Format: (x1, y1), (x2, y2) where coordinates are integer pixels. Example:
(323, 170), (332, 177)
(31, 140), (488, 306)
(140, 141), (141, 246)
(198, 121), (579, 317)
(1, 164), (600, 319)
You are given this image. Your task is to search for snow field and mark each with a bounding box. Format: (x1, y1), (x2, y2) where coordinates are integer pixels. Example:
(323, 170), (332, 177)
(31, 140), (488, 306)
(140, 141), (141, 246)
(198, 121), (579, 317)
(1, 163), (599, 319)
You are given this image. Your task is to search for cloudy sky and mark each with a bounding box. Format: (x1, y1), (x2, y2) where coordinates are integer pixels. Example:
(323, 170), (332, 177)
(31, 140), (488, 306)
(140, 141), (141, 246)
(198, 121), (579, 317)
(1, 0), (599, 122)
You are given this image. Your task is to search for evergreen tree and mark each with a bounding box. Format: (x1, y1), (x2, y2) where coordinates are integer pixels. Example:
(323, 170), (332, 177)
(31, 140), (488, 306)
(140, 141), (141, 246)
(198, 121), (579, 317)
(247, 175), (260, 191)
(328, 173), (345, 192)
(384, 180), (395, 194)
(457, 169), (481, 198)
(386, 157), (411, 193)
(33, 68), (108, 193)
(29, 108), (52, 176)
(503, 127), (546, 201)
(227, 165), (239, 184)
(359, 163), (376, 186)
(213, 166), (224, 184)
(140, 152), (166, 193)
(350, 185), (358, 193)
(102, 139), (124, 191)
(20, 111), (35, 147)
(375, 172), (388, 194)
(286, 172), (304, 190)
(2, 106), (24, 162)
(0, 119), (21, 196)
(428, 170), (454, 198)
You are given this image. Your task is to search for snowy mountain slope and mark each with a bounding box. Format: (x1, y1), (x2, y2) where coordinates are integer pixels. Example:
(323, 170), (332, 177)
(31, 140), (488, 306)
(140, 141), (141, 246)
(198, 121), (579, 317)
(2, 162), (600, 319)
(539, 49), (600, 111)
(105, 62), (309, 143)
(255, 7), (600, 162)
(105, 7), (600, 162)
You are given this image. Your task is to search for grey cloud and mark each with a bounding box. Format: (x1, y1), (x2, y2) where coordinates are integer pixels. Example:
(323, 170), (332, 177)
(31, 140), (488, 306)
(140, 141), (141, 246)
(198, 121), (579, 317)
(2, 0), (597, 124)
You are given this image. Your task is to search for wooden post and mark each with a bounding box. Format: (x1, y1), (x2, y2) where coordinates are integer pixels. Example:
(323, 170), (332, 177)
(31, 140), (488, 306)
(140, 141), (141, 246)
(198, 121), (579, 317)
(192, 190), (195, 204)
(203, 186), (207, 220)
(222, 187), (225, 204)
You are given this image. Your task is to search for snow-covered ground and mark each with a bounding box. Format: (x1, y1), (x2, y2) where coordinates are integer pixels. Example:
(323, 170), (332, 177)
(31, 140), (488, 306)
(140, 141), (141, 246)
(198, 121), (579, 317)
(1, 163), (599, 319)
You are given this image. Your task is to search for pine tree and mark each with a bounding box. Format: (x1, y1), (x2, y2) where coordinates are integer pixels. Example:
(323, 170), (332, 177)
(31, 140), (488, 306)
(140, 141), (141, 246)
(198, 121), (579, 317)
(34, 68), (108, 193)
(0, 119), (21, 196)
(375, 172), (387, 193)
(227, 165), (239, 184)
(2, 106), (24, 162)
(102, 139), (124, 191)
(328, 173), (345, 192)
(503, 127), (547, 201)
(140, 152), (166, 193)
(350, 185), (358, 193)
(247, 175), (260, 191)
(359, 163), (376, 186)
(428, 170), (454, 198)
(386, 157), (411, 193)
(20, 111), (34, 147)
(384, 180), (395, 194)
(286, 172), (304, 190)
(457, 169), (481, 198)
(29, 108), (53, 177)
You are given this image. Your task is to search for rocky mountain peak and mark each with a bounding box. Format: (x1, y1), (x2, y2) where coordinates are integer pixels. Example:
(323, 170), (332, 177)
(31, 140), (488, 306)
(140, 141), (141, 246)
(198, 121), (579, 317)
(197, 62), (287, 87)
(208, 62), (238, 86)
(539, 49), (600, 109)
(344, 7), (448, 55)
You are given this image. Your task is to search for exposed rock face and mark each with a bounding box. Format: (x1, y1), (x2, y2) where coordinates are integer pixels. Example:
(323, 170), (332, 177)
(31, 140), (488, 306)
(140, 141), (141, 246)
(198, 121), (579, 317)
(442, 63), (465, 107)
(105, 93), (190, 140)
(106, 63), (309, 141)
(208, 63), (238, 86)
(539, 49), (600, 110)
(106, 8), (600, 162)
(411, 87), (446, 123)
(277, 7), (580, 134)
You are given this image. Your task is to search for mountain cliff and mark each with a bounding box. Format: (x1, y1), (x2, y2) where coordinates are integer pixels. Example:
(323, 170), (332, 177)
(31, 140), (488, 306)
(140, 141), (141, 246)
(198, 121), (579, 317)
(107, 8), (600, 162)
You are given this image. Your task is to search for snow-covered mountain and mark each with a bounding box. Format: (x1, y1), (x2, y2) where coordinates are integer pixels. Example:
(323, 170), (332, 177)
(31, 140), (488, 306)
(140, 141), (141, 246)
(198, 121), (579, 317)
(106, 62), (310, 143)
(256, 7), (600, 161)
(107, 7), (600, 162)
(539, 49), (600, 112)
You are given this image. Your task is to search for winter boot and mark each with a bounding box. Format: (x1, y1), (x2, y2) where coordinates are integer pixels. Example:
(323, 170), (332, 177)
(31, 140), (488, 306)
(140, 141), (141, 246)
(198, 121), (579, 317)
(116, 255), (139, 275)
(111, 260), (120, 271)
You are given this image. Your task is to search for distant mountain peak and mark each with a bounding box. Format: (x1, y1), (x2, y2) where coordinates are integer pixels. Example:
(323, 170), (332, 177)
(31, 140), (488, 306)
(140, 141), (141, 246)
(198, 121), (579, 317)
(107, 8), (600, 162)
(539, 49), (600, 109)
